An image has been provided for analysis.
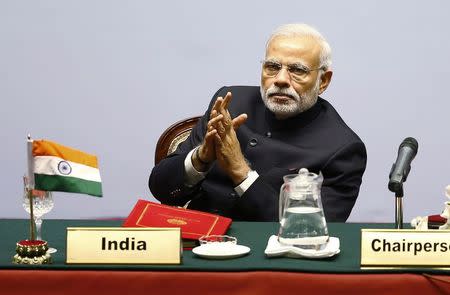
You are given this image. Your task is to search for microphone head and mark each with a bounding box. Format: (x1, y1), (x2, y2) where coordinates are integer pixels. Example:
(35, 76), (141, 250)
(399, 137), (418, 155)
(389, 137), (419, 194)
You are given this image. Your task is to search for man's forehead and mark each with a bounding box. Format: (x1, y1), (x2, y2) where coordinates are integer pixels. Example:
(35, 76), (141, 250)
(265, 35), (321, 65)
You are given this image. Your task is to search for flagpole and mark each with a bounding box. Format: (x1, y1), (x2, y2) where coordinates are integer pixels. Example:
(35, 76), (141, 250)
(27, 134), (35, 240)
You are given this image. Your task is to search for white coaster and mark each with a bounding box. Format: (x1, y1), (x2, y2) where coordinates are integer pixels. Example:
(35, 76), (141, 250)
(264, 235), (340, 259)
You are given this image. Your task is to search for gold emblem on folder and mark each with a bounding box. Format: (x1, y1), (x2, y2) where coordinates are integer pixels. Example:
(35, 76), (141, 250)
(167, 219), (187, 225)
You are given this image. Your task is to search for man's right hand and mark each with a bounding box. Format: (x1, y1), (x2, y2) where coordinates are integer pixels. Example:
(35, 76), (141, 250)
(192, 94), (246, 172)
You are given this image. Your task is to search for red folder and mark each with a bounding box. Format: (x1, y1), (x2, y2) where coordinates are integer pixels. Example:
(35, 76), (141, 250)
(122, 199), (232, 240)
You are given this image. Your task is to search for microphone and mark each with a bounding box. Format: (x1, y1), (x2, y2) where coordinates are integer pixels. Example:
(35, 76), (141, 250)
(388, 137), (419, 194)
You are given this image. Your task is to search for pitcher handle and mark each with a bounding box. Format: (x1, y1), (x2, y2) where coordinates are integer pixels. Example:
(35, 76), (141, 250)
(279, 183), (286, 222)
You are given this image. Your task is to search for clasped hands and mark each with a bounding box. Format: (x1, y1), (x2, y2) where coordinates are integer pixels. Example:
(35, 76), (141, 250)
(192, 92), (250, 185)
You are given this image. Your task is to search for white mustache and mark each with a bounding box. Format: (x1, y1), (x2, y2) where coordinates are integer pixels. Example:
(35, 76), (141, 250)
(265, 86), (300, 101)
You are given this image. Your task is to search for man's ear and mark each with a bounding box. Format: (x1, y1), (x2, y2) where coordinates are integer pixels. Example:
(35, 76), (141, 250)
(318, 70), (333, 95)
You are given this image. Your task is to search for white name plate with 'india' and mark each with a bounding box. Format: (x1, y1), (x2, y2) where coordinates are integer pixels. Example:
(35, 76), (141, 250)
(361, 229), (450, 267)
(66, 227), (181, 264)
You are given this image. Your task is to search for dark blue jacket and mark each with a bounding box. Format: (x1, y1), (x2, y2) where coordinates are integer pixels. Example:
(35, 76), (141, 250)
(149, 86), (367, 222)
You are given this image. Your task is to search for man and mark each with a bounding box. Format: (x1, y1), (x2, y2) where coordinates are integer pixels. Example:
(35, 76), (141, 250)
(149, 24), (367, 222)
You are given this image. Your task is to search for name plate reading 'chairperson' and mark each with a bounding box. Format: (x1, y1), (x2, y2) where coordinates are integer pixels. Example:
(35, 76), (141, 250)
(361, 229), (450, 267)
(66, 227), (181, 264)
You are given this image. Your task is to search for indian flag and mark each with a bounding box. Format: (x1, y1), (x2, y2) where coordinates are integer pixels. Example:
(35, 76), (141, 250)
(29, 139), (102, 197)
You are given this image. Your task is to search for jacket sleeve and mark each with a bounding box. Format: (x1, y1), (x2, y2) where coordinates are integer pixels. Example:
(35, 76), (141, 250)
(148, 113), (207, 206)
(233, 141), (367, 222)
(319, 141), (367, 221)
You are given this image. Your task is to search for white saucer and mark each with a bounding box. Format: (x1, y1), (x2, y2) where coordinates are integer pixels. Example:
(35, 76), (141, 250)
(192, 244), (251, 259)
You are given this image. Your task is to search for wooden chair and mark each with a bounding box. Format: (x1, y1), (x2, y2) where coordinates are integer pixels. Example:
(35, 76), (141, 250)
(154, 116), (201, 164)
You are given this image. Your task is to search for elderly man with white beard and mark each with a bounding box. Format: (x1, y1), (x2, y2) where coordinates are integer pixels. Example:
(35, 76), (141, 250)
(149, 23), (367, 222)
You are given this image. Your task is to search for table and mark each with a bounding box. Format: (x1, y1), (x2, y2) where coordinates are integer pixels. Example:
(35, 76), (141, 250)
(1, 220), (449, 295)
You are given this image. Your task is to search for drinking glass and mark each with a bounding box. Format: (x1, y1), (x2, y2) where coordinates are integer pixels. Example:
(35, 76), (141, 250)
(22, 179), (56, 253)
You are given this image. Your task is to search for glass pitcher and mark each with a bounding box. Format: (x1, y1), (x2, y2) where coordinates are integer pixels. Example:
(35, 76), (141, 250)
(278, 168), (329, 248)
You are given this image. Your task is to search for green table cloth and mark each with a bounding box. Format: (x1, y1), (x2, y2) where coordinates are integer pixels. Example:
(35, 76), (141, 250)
(0, 219), (448, 274)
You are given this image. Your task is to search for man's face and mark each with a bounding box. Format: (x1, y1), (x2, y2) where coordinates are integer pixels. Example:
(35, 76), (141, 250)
(260, 35), (330, 119)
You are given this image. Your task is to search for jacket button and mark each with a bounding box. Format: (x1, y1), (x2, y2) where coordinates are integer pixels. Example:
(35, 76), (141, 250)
(249, 138), (258, 147)
(265, 131), (272, 138)
(230, 192), (237, 198)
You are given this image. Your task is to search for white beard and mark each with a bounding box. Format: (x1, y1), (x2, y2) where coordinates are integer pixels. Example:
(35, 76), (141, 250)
(260, 77), (320, 119)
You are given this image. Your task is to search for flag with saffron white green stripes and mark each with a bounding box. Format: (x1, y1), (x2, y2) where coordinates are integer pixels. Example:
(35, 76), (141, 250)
(28, 139), (102, 197)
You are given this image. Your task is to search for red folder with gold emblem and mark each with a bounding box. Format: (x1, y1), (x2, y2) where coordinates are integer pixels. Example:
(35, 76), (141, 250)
(122, 200), (232, 241)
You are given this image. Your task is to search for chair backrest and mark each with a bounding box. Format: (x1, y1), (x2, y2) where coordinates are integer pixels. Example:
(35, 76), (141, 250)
(154, 116), (201, 164)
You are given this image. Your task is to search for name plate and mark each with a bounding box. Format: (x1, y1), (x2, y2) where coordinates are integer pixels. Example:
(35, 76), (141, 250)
(361, 229), (450, 267)
(66, 227), (181, 264)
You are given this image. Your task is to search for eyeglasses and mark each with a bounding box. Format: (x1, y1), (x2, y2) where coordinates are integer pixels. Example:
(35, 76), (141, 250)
(261, 59), (323, 82)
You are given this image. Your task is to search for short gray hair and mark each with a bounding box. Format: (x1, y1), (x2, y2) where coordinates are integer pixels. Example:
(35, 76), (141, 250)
(266, 24), (332, 71)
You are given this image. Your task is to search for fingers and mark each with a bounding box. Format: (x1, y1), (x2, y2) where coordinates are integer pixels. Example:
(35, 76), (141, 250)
(210, 109), (217, 120)
(210, 92), (247, 135)
(210, 97), (223, 119)
(207, 109), (226, 141)
(216, 119), (226, 136)
(214, 131), (223, 145)
(208, 106), (227, 137)
(201, 121), (218, 164)
(212, 92), (233, 117)
(222, 92), (232, 110)
(232, 113), (248, 130)
(204, 128), (217, 143)
(217, 94), (232, 130)
(211, 96), (230, 127)
(220, 94), (232, 119)
(207, 112), (223, 130)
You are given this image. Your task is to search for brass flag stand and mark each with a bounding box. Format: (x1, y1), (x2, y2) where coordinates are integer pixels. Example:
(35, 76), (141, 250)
(12, 135), (52, 264)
